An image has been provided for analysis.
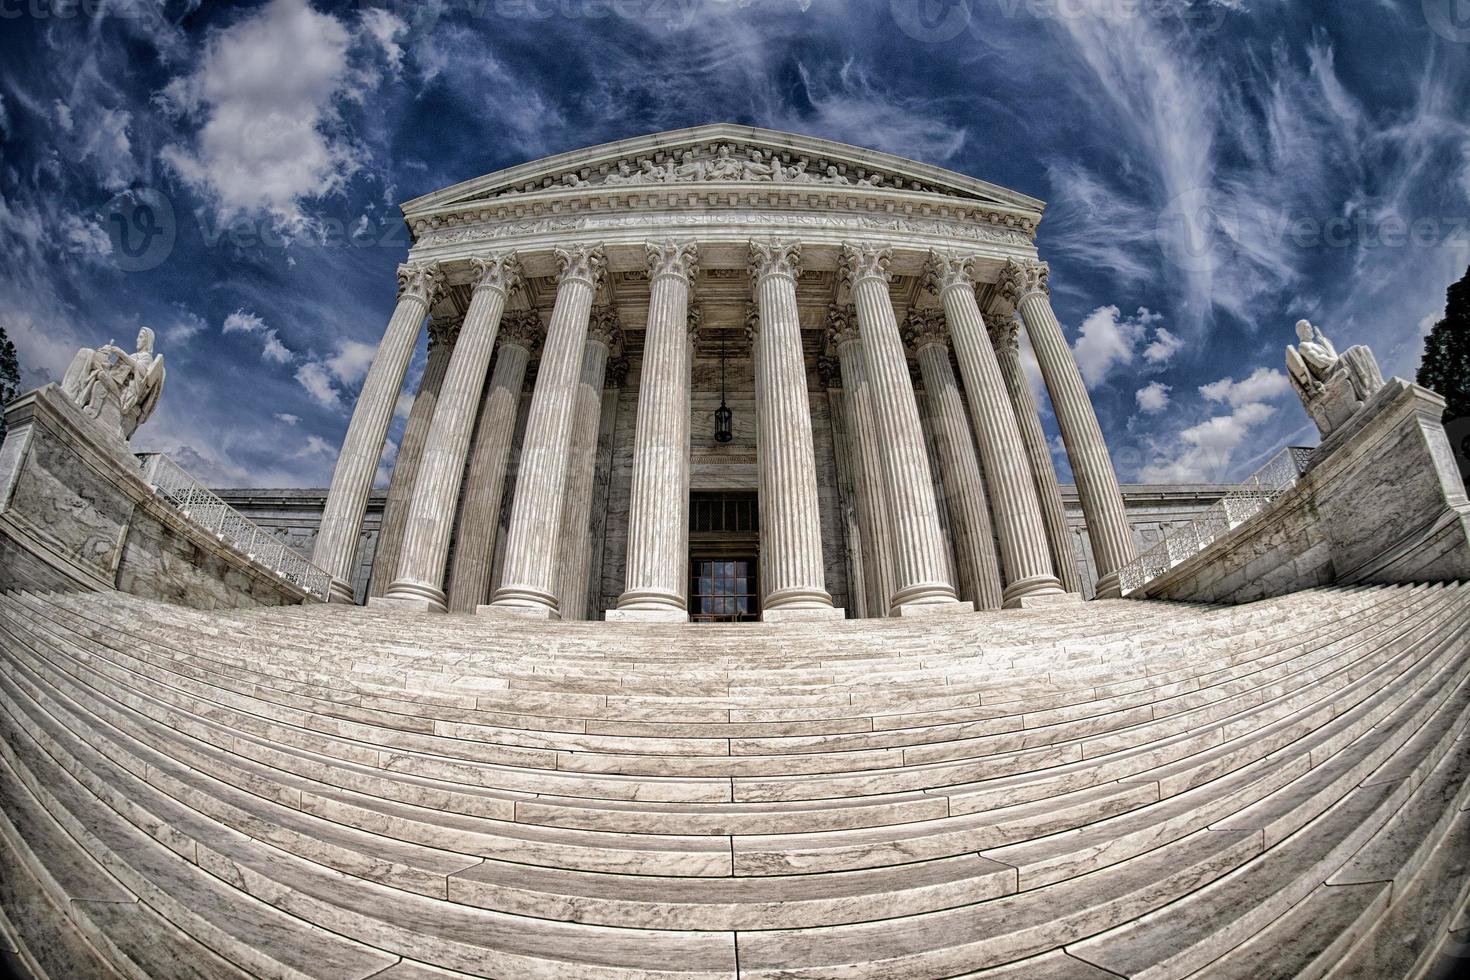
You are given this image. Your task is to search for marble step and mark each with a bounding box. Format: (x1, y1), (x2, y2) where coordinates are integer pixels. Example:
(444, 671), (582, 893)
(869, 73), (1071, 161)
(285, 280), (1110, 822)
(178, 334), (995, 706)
(1063, 631), (1470, 979)
(0, 668), (742, 978)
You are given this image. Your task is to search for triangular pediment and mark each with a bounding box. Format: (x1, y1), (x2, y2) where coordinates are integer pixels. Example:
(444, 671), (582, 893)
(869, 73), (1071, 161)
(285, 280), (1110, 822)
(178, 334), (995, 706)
(401, 124), (1044, 218)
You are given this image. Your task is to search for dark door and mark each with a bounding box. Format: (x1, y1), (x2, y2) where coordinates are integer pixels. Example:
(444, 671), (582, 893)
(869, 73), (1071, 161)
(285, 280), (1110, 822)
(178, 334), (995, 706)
(690, 557), (760, 622)
(688, 490), (760, 623)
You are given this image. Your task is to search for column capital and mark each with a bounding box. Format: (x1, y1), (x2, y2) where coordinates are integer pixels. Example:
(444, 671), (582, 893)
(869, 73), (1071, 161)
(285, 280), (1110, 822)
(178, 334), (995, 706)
(985, 309), (1021, 355)
(904, 308), (949, 354)
(998, 257), (1051, 309)
(427, 314), (463, 352)
(817, 353), (842, 390)
(925, 250), (977, 294)
(605, 355), (630, 389)
(498, 309), (544, 353)
(468, 253), (523, 298)
(586, 304), (622, 350)
(554, 244), (608, 290)
(839, 243), (892, 288)
(646, 240), (698, 285)
(396, 262), (447, 307)
(744, 300), (761, 345)
(747, 239), (801, 283)
(825, 303), (861, 349)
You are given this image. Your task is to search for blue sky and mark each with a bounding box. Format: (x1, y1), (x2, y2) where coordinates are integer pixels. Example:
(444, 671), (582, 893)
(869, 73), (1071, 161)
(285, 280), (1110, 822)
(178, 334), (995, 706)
(1, 0), (1467, 489)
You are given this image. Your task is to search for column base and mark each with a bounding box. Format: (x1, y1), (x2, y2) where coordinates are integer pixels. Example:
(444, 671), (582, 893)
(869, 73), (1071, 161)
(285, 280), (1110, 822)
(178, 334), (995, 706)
(605, 607), (690, 623)
(1092, 571), (1124, 600)
(327, 578), (356, 605)
(894, 600), (974, 618)
(482, 584), (560, 620)
(372, 580), (448, 613)
(1000, 574), (1067, 609)
(761, 606), (846, 623)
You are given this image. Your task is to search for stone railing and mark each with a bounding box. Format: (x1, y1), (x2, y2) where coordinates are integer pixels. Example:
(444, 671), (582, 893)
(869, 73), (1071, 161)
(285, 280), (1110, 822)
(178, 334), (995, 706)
(138, 453), (332, 601)
(1118, 445), (1315, 596)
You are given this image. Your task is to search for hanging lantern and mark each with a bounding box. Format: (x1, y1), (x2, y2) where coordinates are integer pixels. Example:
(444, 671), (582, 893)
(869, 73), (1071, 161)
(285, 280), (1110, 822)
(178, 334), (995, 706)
(714, 333), (734, 443)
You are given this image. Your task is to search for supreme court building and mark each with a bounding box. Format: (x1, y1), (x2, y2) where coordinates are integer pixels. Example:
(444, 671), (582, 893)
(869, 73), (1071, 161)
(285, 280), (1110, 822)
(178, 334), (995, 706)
(310, 124), (1141, 623)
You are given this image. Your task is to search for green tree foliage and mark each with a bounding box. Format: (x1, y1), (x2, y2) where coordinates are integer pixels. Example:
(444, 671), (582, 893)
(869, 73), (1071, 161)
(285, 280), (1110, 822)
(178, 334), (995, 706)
(1417, 264), (1470, 482)
(0, 325), (19, 445)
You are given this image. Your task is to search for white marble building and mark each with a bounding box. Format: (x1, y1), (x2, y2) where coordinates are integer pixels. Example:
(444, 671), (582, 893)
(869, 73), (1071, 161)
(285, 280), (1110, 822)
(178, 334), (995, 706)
(309, 125), (1144, 622)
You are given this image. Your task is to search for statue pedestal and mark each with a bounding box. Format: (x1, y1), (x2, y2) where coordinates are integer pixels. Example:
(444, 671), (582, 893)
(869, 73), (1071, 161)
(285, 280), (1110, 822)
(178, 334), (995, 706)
(1140, 379), (1470, 603)
(0, 385), (314, 608)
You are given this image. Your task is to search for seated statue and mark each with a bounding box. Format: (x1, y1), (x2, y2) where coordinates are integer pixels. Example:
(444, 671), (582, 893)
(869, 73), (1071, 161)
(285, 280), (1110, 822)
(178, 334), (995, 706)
(61, 326), (166, 444)
(1286, 319), (1383, 439)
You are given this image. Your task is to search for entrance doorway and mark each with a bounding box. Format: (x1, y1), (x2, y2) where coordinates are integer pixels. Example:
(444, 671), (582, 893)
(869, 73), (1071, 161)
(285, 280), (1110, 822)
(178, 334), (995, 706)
(688, 491), (759, 623)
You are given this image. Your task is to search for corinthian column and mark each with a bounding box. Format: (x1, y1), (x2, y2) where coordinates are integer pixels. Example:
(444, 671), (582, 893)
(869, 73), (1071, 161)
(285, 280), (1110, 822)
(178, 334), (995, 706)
(987, 311), (1085, 595)
(610, 240), (697, 622)
(368, 314), (458, 598)
(558, 305), (621, 621)
(747, 240), (840, 621)
(927, 251), (1064, 607)
(905, 309), (1005, 610)
(841, 243), (966, 616)
(313, 261), (444, 603)
(826, 306), (897, 618)
(379, 254), (521, 612)
(485, 244), (606, 619)
(444, 311), (542, 613)
(1000, 258), (1136, 599)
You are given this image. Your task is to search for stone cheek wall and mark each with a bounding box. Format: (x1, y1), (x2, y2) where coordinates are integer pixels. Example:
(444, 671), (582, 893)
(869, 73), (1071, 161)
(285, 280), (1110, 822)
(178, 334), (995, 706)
(1142, 381), (1470, 604)
(0, 386), (315, 609)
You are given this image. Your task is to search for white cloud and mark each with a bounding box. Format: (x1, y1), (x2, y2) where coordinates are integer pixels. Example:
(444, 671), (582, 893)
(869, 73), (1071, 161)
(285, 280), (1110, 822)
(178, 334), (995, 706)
(54, 101), (73, 132)
(59, 213), (113, 259)
(1139, 401), (1278, 484)
(1200, 367), (1291, 407)
(1136, 381), (1172, 413)
(1143, 327), (1184, 364)
(261, 330), (292, 364)
(158, 0), (359, 225)
(325, 339), (377, 387)
(1071, 306), (1163, 387)
(295, 361), (341, 409)
(275, 412), (301, 426)
(222, 309), (267, 335)
(292, 433), (336, 458)
(164, 311), (207, 345)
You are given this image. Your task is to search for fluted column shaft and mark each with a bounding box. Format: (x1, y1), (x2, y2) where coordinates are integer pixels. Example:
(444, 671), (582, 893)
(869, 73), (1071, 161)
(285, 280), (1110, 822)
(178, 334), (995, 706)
(381, 256), (520, 612)
(557, 308), (618, 621)
(842, 245), (963, 614)
(368, 319), (456, 597)
(989, 314), (1085, 594)
(747, 241), (838, 620)
(313, 262), (443, 603)
(930, 254), (1063, 606)
(444, 318), (538, 613)
(1003, 259), (1136, 598)
(487, 245), (605, 619)
(612, 242), (697, 622)
(910, 322), (1005, 610)
(828, 317), (898, 618)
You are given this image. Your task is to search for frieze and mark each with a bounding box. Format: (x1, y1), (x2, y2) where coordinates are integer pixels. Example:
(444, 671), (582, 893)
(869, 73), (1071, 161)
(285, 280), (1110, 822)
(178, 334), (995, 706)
(415, 211), (1034, 252)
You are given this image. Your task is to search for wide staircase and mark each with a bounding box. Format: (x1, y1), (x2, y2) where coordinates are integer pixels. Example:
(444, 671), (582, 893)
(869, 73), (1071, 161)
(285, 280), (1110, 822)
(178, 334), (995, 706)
(0, 584), (1468, 979)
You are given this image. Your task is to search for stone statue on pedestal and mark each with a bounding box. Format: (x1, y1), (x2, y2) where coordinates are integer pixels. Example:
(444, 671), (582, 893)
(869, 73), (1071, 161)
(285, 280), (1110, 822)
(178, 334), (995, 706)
(61, 326), (166, 444)
(1286, 320), (1383, 438)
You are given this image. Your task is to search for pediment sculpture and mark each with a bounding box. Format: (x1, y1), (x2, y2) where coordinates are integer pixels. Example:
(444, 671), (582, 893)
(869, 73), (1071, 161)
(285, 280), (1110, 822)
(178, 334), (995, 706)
(61, 326), (166, 445)
(1286, 319), (1383, 438)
